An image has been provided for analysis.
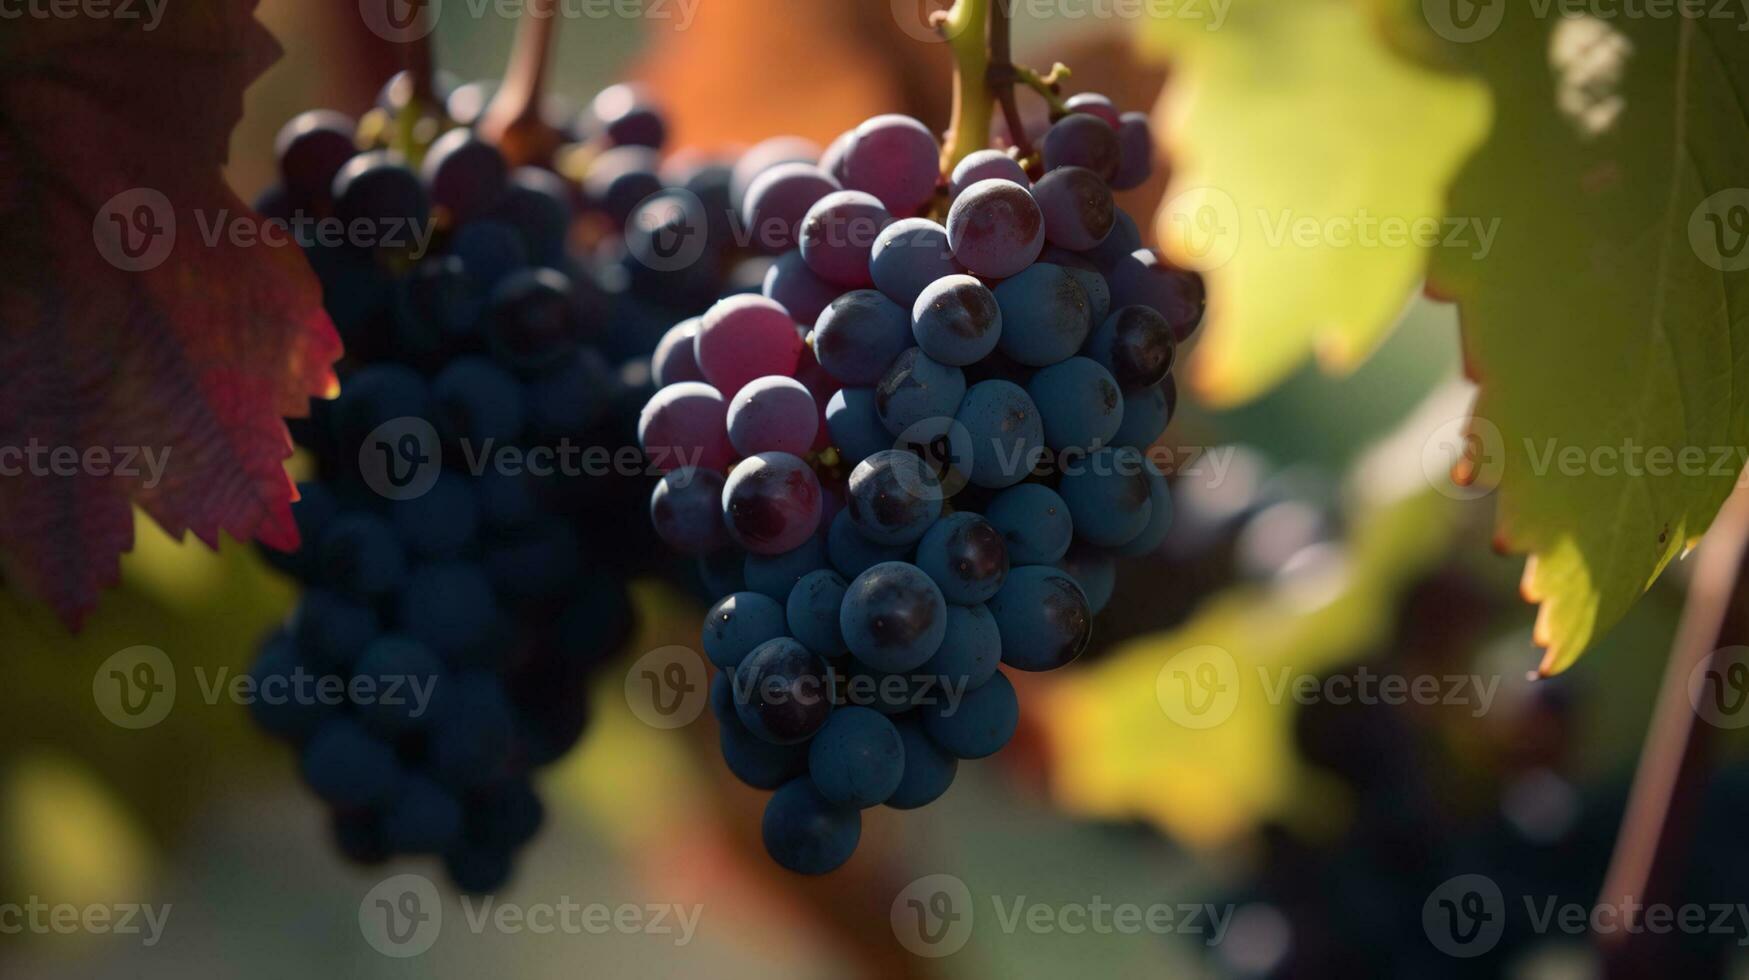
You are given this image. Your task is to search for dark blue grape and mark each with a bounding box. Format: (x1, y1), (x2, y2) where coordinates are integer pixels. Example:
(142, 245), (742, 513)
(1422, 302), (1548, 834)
(827, 509), (910, 580)
(1112, 381), (1170, 449)
(921, 670), (1018, 759)
(920, 603), (1002, 691)
(875, 348), (966, 436)
(914, 512), (1008, 604)
(397, 562), (499, 664)
(315, 511), (406, 597)
(1056, 546), (1117, 615)
(984, 484), (1073, 565)
(246, 631), (333, 742)
(428, 671), (517, 789)
(886, 716), (957, 809)
(351, 634), (445, 737)
(955, 380), (1046, 489)
(301, 718), (402, 807)
(333, 150), (430, 230)
(825, 388), (892, 466)
(988, 565), (1091, 671)
(812, 290), (913, 385)
(762, 777), (860, 875)
(1116, 458), (1173, 557)
(847, 450), (943, 546)
(384, 776), (465, 854)
(1027, 356), (1124, 453)
(1042, 113), (1120, 180)
(870, 218), (961, 308)
(1085, 305), (1175, 388)
(721, 715), (810, 789)
(745, 534), (831, 601)
(808, 706), (904, 808)
(993, 263), (1094, 366)
(487, 268), (583, 374)
(841, 561), (946, 673)
(1108, 249), (1206, 341)
(787, 568), (849, 656)
(702, 591), (788, 669)
(651, 468), (729, 555)
(911, 274), (1002, 367)
(291, 589), (381, 672)
(1111, 111), (1154, 191)
(732, 637), (833, 744)
(432, 356), (525, 446)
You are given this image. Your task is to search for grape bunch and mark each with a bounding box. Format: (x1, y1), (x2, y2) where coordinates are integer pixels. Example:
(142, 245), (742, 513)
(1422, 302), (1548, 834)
(640, 98), (1205, 873)
(248, 75), (695, 893)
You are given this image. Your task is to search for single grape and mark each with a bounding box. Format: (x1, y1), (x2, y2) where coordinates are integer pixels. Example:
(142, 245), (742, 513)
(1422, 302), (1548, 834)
(728, 376), (819, 456)
(870, 218), (961, 309)
(1032, 165), (1116, 251)
(588, 82), (668, 148)
(652, 318), (706, 387)
(842, 114), (941, 217)
(1064, 92), (1122, 128)
(349, 634), (446, 738)
(811, 290), (913, 384)
(422, 128), (508, 224)
(384, 777), (465, 854)
(809, 706), (905, 808)
(919, 603), (1002, 691)
(1108, 249), (1207, 341)
(1027, 356), (1124, 453)
(398, 562), (499, 663)
(651, 468), (730, 555)
(800, 190), (892, 287)
(847, 450), (944, 546)
(921, 670), (1018, 759)
(395, 256), (486, 356)
(733, 637), (834, 744)
(1085, 305), (1175, 388)
(584, 145), (664, 225)
(886, 716), (957, 809)
(695, 294), (807, 397)
(722, 452), (824, 555)
(1111, 111), (1154, 190)
(703, 591), (789, 669)
(946, 178), (1045, 279)
(987, 565), (1092, 671)
(764, 250), (843, 326)
(762, 777), (861, 875)
(841, 561), (947, 673)
(1042, 113), (1120, 180)
(721, 715), (810, 789)
(301, 718), (403, 807)
(391, 473), (479, 559)
(333, 150), (431, 236)
(292, 589), (381, 672)
(246, 632), (334, 741)
(950, 149), (1028, 196)
(637, 380), (735, 473)
(525, 348), (611, 438)
(444, 846), (513, 896)
(875, 347), (967, 436)
(1115, 458), (1173, 558)
(1056, 545), (1117, 615)
(486, 268), (582, 374)
(730, 136), (820, 210)
(954, 380), (1046, 489)
(914, 512), (1009, 604)
(427, 671), (517, 787)
(911, 274), (1002, 366)
(745, 534), (831, 601)
(275, 109), (357, 201)
(1083, 208), (1143, 270)
(1111, 381), (1170, 449)
(1040, 247), (1113, 325)
(820, 128), (856, 183)
(787, 568), (850, 656)
(826, 509), (911, 580)
(985, 483), (1074, 565)
(993, 263), (1094, 366)
(1059, 446), (1153, 547)
(824, 387), (893, 465)
(450, 220), (530, 290)
(743, 162), (842, 253)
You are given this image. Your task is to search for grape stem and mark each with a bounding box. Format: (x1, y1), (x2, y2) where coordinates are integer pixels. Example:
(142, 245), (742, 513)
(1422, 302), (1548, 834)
(480, 0), (564, 167)
(986, 0), (1031, 159)
(1595, 483), (1749, 974)
(1016, 62), (1072, 116)
(938, 0), (993, 175)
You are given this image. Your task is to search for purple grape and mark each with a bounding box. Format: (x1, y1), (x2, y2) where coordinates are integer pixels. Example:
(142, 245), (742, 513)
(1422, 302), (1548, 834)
(731, 135), (820, 209)
(1040, 247), (1112, 325)
(650, 468), (729, 554)
(584, 145), (663, 225)
(1042, 113), (1120, 180)
(825, 388), (892, 466)
(728, 376), (819, 456)
(875, 347), (967, 436)
(275, 110), (356, 202)
(842, 114), (941, 217)
(800, 190), (892, 287)
(820, 129), (856, 183)
(651, 317), (704, 387)
(763, 250), (842, 325)
(588, 83), (667, 149)
(870, 218), (961, 309)
(946, 179), (1045, 279)
(911, 274), (1002, 366)
(811, 290), (913, 385)
(1084, 208), (1143, 270)
(847, 450), (943, 546)
(1108, 249), (1207, 341)
(638, 381), (736, 473)
(421, 128), (508, 224)
(734, 638), (833, 744)
(743, 163), (842, 254)
(723, 452), (824, 555)
(1112, 111), (1154, 191)
(950, 149), (1029, 197)
(1031, 166), (1116, 251)
(1063, 92), (1122, 128)
(695, 294), (806, 397)
(1085, 305), (1175, 388)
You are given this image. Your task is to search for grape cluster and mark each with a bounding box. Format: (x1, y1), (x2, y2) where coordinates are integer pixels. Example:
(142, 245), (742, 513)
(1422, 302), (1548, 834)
(640, 99), (1205, 873)
(250, 76), (699, 893)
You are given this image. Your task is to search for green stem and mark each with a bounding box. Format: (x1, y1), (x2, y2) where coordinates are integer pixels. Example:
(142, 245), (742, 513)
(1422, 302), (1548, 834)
(939, 0), (992, 176)
(1016, 62), (1072, 116)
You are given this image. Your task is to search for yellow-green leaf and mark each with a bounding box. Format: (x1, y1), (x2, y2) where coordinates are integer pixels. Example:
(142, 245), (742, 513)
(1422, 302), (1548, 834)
(1429, 13), (1749, 673)
(1142, 0), (1491, 405)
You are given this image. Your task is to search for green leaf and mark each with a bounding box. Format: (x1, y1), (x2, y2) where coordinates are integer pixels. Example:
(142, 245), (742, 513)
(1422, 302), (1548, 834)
(1142, 0), (1491, 405)
(1429, 12), (1749, 673)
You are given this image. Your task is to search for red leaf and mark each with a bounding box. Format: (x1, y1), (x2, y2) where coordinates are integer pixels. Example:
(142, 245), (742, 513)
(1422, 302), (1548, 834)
(0, 1), (341, 628)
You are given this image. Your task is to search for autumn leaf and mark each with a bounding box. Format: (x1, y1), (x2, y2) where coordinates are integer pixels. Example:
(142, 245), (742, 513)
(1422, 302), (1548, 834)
(0, 0), (341, 628)
(1141, 0), (1491, 405)
(1428, 12), (1749, 673)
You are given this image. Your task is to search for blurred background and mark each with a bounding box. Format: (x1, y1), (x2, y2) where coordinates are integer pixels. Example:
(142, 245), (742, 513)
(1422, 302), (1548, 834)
(5, 1), (1747, 977)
